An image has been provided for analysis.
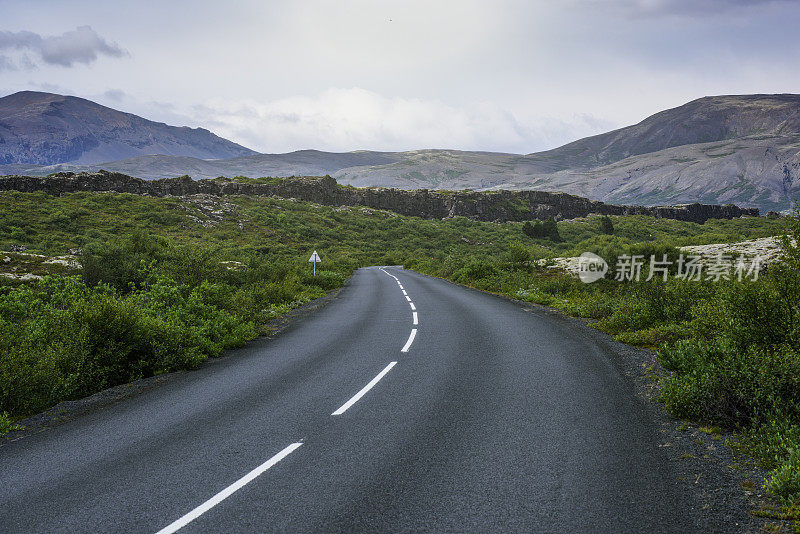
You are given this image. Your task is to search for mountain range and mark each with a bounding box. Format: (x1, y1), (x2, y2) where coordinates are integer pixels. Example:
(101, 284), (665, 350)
(1, 91), (798, 212)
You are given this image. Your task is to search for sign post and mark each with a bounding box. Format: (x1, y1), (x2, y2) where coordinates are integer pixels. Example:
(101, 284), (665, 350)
(308, 250), (321, 276)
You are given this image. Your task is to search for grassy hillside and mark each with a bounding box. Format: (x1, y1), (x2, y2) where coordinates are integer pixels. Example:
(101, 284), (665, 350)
(0, 188), (797, 521)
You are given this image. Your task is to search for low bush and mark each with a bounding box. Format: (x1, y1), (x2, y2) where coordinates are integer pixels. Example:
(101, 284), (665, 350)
(507, 242), (532, 269)
(766, 448), (800, 504)
(0, 274), (257, 416)
(0, 411), (21, 434)
(522, 218), (561, 241)
(452, 258), (497, 284)
(599, 215), (614, 235)
(302, 270), (347, 290)
(660, 340), (800, 428)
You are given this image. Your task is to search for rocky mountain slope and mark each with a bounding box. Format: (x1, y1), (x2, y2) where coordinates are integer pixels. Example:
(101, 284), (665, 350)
(0, 171), (758, 224)
(1, 93), (798, 212)
(506, 136), (800, 212)
(520, 94), (800, 171)
(0, 91), (256, 165)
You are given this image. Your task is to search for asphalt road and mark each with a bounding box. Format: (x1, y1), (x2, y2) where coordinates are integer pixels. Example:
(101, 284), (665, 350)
(0, 266), (704, 533)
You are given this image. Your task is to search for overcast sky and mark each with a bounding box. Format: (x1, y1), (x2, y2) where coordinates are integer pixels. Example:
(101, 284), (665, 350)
(2, 0), (799, 154)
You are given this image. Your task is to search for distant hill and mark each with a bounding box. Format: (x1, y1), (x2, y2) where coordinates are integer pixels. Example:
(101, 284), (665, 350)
(2, 93), (799, 212)
(0, 91), (256, 165)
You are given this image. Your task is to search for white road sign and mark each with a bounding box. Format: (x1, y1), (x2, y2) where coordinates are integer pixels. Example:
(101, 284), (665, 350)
(309, 250), (321, 276)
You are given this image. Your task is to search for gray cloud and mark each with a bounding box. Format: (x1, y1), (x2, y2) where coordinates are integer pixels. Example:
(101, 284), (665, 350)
(103, 89), (127, 101)
(0, 26), (127, 70)
(0, 55), (16, 71)
(0, 30), (40, 50)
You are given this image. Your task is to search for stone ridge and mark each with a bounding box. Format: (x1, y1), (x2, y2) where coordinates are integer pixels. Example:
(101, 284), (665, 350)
(0, 171), (759, 223)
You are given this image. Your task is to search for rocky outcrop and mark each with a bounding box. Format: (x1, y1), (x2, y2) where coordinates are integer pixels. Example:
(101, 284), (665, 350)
(679, 236), (792, 264)
(0, 171), (759, 223)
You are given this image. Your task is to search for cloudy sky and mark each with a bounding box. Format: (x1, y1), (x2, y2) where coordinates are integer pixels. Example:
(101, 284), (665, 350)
(2, 0), (799, 154)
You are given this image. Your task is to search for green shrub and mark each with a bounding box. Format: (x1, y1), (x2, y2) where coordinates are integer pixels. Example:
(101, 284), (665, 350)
(766, 448), (800, 504)
(507, 242), (532, 269)
(595, 278), (705, 336)
(523, 218), (561, 241)
(613, 323), (694, 348)
(660, 340), (800, 429)
(452, 258), (497, 283)
(81, 231), (164, 291)
(521, 221), (535, 238)
(303, 270), (347, 290)
(0, 411), (22, 435)
(599, 215), (614, 235)
(741, 420), (800, 470)
(0, 272), (259, 417)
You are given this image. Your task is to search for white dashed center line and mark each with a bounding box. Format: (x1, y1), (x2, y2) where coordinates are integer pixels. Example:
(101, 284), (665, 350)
(332, 361), (398, 415)
(155, 442), (303, 534)
(380, 266), (418, 346)
(401, 329), (417, 353)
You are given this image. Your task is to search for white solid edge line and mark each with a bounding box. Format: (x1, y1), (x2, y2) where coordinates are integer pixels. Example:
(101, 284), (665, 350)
(409, 302), (416, 311)
(154, 442), (303, 534)
(401, 328), (417, 353)
(412, 311), (418, 325)
(332, 361), (397, 416)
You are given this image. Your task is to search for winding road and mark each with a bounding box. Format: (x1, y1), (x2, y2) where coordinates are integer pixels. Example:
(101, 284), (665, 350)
(0, 266), (704, 532)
